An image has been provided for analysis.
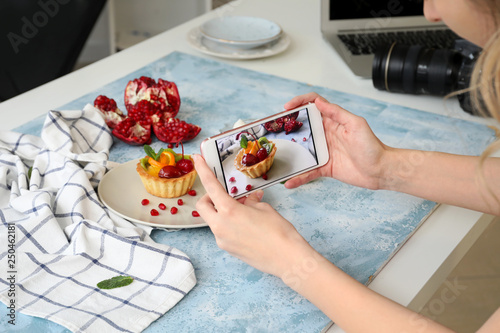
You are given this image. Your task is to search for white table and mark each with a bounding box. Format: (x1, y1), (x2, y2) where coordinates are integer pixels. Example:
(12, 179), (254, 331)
(1, 1), (497, 331)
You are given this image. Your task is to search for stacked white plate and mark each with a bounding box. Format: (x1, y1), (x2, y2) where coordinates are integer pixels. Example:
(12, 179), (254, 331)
(187, 16), (290, 59)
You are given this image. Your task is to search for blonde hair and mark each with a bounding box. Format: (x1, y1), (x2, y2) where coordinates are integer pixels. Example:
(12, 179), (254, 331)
(469, 0), (500, 205)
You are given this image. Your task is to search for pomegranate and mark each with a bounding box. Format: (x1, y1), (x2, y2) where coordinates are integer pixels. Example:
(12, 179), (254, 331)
(192, 211), (200, 217)
(127, 100), (157, 124)
(93, 95), (126, 129)
(124, 76), (180, 118)
(158, 203), (167, 210)
(152, 115), (201, 144)
(150, 209), (159, 216)
(112, 117), (152, 145)
(284, 119), (303, 134)
(188, 190), (197, 196)
(177, 199), (184, 206)
(263, 117), (285, 133)
(170, 207), (178, 215)
(93, 76), (202, 145)
(264, 111), (301, 134)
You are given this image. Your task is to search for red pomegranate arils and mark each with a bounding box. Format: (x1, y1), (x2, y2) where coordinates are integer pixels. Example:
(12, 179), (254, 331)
(230, 186), (238, 194)
(245, 184), (252, 191)
(188, 189), (197, 196)
(192, 211), (200, 217)
(141, 199), (150, 206)
(262, 174), (268, 180)
(170, 207), (178, 215)
(150, 209), (159, 216)
(229, 177), (236, 183)
(177, 199), (184, 206)
(303, 137), (307, 141)
(152, 116), (201, 144)
(158, 203), (167, 210)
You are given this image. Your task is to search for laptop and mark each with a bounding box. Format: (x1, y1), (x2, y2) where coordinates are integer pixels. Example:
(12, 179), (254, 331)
(320, 0), (456, 77)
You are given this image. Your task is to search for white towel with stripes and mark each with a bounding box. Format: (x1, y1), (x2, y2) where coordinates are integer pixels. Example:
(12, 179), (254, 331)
(0, 106), (196, 332)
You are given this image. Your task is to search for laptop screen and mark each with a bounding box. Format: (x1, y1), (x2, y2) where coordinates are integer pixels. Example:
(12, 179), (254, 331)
(330, 0), (424, 20)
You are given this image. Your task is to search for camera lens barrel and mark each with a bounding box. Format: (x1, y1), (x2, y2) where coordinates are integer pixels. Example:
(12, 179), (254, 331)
(373, 42), (462, 96)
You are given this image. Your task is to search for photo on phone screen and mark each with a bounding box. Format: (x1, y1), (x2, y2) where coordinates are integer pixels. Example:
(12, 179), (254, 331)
(215, 107), (320, 197)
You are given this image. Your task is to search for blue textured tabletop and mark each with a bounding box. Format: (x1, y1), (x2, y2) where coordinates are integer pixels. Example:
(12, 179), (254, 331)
(5, 52), (495, 332)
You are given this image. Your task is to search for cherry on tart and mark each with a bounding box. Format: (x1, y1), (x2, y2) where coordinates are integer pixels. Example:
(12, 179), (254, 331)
(136, 144), (197, 198)
(234, 133), (277, 179)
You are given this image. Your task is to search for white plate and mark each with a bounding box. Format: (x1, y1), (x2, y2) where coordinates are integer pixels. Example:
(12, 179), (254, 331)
(200, 16), (282, 49)
(187, 27), (291, 60)
(221, 139), (317, 196)
(98, 159), (207, 229)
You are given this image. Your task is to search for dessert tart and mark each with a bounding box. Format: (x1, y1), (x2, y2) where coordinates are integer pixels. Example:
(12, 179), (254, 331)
(136, 145), (196, 198)
(234, 133), (277, 179)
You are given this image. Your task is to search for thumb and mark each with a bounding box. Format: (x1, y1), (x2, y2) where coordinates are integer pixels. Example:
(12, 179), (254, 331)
(240, 190), (264, 206)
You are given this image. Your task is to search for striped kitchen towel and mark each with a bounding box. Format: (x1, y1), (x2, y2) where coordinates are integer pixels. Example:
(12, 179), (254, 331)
(0, 105), (196, 332)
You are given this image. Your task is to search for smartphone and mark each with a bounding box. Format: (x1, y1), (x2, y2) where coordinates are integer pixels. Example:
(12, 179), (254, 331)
(200, 103), (329, 199)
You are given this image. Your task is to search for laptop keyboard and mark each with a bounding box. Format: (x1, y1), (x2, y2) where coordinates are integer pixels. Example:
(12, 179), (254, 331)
(338, 29), (459, 55)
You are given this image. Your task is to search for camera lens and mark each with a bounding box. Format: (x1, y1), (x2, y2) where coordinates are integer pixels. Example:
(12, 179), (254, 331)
(372, 42), (463, 96)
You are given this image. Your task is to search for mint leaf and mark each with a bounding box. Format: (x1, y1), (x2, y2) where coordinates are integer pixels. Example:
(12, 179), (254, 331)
(240, 135), (248, 149)
(97, 276), (134, 290)
(143, 145), (164, 161)
(144, 145), (155, 159)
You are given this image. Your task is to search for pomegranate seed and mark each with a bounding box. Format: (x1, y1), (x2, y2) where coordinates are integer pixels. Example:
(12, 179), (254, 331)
(141, 199), (150, 206)
(158, 203), (166, 210)
(303, 137), (307, 142)
(262, 174), (268, 180)
(192, 211), (200, 217)
(177, 199), (184, 206)
(230, 186), (238, 194)
(291, 138), (296, 142)
(168, 143), (173, 148)
(245, 184), (252, 191)
(188, 189), (197, 196)
(229, 177), (236, 183)
(150, 209), (159, 216)
(170, 207), (178, 214)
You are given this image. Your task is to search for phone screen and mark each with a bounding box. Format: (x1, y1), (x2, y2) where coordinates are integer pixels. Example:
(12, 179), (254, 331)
(215, 107), (320, 197)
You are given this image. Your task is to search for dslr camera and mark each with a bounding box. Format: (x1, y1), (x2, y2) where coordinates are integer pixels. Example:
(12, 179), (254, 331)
(372, 39), (482, 114)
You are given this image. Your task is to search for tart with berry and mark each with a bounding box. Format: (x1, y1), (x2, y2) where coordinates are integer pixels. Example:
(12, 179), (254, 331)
(136, 145), (196, 198)
(234, 133), (277, 179)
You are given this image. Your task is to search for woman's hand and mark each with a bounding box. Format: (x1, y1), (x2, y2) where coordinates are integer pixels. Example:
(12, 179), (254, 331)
(284, 93), (391, 190)
(192, 154), (314, 278)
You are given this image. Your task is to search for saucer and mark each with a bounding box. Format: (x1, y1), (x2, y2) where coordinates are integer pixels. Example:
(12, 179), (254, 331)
(199, 16), (282, 49)
(187, 27), (291, 60)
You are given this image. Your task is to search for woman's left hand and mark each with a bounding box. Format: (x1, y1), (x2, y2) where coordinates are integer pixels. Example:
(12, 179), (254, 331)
(192, 154), (313, 278)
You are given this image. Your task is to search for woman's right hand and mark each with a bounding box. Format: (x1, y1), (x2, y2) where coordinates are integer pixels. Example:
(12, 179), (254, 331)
(284, 93), (391, 190)
(192, 154), (316, 279)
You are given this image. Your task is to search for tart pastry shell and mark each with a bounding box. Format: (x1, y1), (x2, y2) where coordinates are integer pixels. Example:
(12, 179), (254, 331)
(136, 164), (197, 198)
(234, 144), (277, 178)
